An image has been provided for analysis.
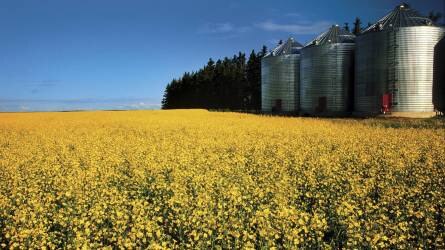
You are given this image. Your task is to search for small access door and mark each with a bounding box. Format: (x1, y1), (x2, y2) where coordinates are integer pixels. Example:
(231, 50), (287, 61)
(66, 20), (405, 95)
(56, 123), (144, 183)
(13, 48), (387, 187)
(381, 93), (392, 114)
(316, 97), (327, 113)
(272, 99), (282, 113)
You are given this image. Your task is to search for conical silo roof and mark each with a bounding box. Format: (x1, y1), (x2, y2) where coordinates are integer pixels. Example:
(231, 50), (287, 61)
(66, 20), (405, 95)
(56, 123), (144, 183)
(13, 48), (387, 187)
(362, 3), (435, 34)
(264, 38), (303, 57)
(304, 25), (355, 47)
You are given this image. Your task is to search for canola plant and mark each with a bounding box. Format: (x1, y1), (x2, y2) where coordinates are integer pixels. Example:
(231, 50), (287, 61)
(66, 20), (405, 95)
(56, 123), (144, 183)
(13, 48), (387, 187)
(0, 110), (444, 249)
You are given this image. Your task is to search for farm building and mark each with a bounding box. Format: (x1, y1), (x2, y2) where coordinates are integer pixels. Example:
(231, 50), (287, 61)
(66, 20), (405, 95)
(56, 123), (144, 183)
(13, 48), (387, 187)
(354, 3), (445, 116)
(260, 3), (445, 117)
(261, 38), (303, 113)
(300, 25), (355, 116)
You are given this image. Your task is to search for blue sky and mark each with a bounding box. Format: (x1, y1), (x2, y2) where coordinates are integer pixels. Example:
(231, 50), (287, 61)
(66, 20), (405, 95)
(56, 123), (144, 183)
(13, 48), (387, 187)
(0, 0), (442, 111)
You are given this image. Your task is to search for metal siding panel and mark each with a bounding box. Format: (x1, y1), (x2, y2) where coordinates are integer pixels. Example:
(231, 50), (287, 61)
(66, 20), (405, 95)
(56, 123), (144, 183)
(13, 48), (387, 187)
(355, 26), (445, 114)
(300, 43), (355, 115)
(261, 54), (300, 112)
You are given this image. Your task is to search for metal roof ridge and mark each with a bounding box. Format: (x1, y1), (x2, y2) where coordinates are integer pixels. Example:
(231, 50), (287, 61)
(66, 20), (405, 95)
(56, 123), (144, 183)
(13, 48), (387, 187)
(264, 37), (303, 57)
(304, 25), (355, 47)
(362, 3), (435, 34)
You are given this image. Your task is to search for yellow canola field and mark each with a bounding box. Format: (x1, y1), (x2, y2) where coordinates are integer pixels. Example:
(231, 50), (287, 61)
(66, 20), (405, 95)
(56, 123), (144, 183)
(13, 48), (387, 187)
(0, 110), (444, 249)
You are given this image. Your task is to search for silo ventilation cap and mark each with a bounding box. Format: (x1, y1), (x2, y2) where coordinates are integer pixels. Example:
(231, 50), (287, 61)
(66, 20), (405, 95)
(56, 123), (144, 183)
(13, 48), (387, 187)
(397, 3), (410, 10)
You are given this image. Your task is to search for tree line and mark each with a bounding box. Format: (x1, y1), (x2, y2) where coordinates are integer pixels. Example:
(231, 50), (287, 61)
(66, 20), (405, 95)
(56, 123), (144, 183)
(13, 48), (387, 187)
(162, 46), (267, 110)
(162, 12), (443, 111)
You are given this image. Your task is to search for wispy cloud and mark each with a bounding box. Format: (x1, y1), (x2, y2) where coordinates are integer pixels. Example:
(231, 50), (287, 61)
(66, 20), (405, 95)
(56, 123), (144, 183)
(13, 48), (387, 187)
(199, 23), (234, 34)
(19, 105), (30, 111)
(199, 17), (332, 38)
(124, 102), (160, 110)
(198, 22), (251, 34)
(0, 98), (161, 112)
(256, 20), (332, 35)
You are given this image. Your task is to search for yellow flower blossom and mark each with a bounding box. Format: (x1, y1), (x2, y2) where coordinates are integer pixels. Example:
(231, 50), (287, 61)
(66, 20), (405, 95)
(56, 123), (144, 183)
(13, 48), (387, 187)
(0, 110), (443, 248)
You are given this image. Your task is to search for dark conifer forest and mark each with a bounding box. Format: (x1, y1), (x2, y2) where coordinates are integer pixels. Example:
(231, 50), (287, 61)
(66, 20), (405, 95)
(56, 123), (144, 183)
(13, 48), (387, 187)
(161, 46), (267, 111)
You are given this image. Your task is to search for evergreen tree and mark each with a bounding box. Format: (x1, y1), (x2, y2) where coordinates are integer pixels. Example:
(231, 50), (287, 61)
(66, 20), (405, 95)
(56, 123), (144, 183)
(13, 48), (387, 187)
(161, 83), (171, 108)
(246, 50), (261, 110)
(161, 47), (266, 111)
(428, 11), (442, 24)
(353, 17), (362, 35)
(261, 45), (268, 57)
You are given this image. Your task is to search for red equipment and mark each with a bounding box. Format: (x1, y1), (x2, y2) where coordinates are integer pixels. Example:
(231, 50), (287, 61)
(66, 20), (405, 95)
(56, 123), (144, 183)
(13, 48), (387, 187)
(381, 93), (392, 114)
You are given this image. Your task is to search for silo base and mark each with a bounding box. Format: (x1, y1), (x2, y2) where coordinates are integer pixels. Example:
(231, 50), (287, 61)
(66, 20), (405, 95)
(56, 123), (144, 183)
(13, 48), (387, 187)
(353, 111), (437, 118)
(380, 112), (437, 118)
(299, 111), (353, 118)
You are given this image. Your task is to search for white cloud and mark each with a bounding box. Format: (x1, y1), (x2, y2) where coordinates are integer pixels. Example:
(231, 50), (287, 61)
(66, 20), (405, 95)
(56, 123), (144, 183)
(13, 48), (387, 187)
(256, 20), (332, 35)
(19, 105), (30, 111)
(0, 98), (161, 112)
(199, 19), (331, 39)
(199, 22), (251, 34)
(199, 23), (234, 34)
(126, 102), (161, 110)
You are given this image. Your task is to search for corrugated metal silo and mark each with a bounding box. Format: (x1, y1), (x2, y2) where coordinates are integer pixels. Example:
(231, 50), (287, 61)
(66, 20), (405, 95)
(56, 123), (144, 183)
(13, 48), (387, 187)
(261, 38), (302, 113)
(433, 36), (445, 114)
(300, 25), (355, 115)
(355, 3), (445, 116)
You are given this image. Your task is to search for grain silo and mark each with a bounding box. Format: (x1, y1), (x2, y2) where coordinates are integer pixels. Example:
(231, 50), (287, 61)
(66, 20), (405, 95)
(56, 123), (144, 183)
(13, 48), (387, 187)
(433, 36), (445, 114)
(354, 3), (445, 116)
(300, 25), (355, 116)
(261, 38), (302, 113)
